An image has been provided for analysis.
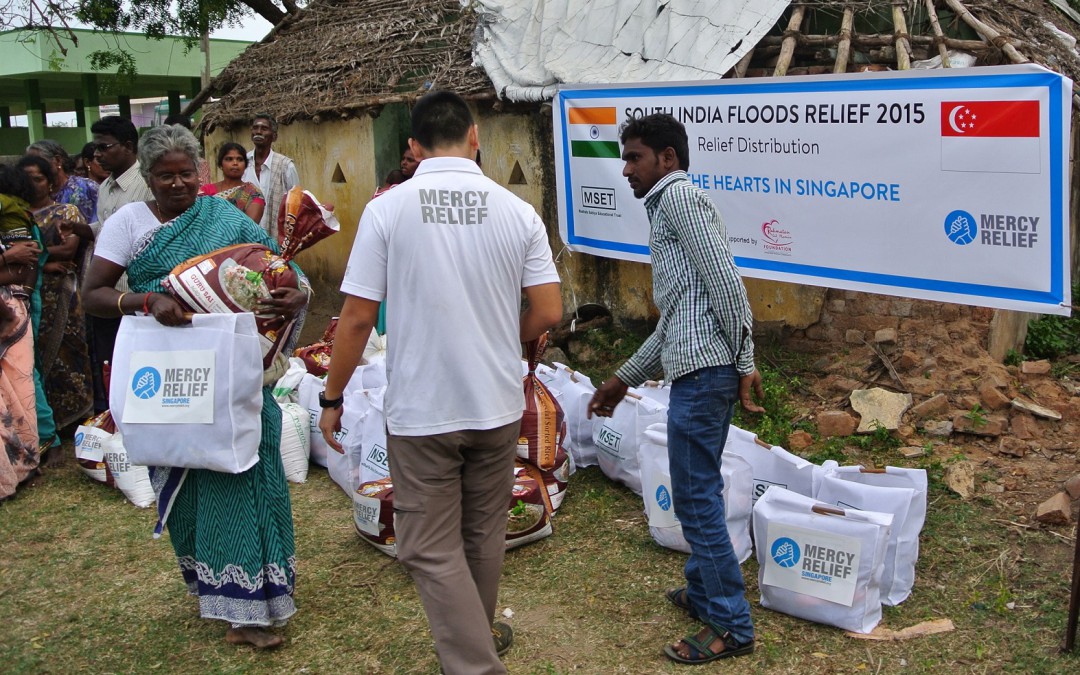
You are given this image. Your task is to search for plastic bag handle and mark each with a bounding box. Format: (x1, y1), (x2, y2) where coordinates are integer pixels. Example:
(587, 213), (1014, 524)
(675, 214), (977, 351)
(812, 505), (846, 517)
(754, 437), (772, 449)
(859, 468), (887, 474)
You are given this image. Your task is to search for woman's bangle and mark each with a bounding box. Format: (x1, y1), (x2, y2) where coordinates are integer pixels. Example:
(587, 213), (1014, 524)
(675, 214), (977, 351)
(116, 292), (128, 316)
(142, 293), (153, 315)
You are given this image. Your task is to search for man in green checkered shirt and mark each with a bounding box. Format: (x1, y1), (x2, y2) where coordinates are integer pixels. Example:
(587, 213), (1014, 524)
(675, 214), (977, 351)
(588, 113), (764, 665)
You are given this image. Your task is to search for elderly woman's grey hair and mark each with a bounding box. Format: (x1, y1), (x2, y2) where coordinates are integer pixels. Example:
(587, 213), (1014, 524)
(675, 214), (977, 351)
(27, 139), (74, 172)
(137, 125), (201, 182)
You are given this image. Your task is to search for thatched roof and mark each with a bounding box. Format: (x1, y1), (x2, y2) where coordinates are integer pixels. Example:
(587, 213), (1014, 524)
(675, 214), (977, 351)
(200, 0), (492, 130)
(201, 0), (1080, 130)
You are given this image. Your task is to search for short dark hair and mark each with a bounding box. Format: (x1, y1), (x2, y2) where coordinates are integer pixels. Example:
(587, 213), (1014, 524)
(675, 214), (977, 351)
(90, 115), (139, 148)
(164, 113), (193, 130)
(0, 163), (34, 203)
(410, 91), (474, 151)
(216, 142), (248, 168)
(17, 154), (56, 188)
(619, 113), (690, 171)
(252, 112), (278, 134)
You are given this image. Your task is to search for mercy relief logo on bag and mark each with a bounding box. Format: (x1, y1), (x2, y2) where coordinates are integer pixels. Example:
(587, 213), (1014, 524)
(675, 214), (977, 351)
(122, 350), (216, 424)
(763, 523), (862, 606)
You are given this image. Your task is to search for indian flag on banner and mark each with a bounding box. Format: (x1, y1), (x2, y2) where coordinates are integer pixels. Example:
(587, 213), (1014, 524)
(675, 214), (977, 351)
(568, 107), (620, 159)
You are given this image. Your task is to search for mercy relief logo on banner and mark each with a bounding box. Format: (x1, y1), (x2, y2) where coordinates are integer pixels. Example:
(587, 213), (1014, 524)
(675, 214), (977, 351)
(553, 64), (1072, 315)
(122, 350), (216, 424)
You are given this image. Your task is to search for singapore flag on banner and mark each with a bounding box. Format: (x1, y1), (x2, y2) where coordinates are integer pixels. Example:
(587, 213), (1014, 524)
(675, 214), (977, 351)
(940, 100), (1040, 174)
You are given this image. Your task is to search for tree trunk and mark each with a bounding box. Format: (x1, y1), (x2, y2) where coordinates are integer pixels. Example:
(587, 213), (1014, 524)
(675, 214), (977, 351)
(242, 0), (289, 25)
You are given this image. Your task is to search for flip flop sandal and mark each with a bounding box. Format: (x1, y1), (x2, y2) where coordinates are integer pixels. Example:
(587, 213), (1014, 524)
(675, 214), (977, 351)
(492, 621), (513, 657)
(663, 623), (754, 665)
(665, 587), (700, 621)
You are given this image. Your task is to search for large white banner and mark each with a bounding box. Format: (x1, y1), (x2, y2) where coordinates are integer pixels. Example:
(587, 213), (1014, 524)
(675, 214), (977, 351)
(554, 65), (1072, 316)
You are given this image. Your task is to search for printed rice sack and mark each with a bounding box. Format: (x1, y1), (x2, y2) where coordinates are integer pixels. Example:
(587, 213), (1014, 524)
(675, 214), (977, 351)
(816, 463), (928, 606)
(75, 412), (116, 486)
(638, 423), (754, 562)
(593, 392), (667, 495)
(278, 402), (311, 482)
(520, 337), (572, 510)
(164, 243), (301, 370)
(102, 429), (155, 509)
(272, 357), (309, 404)
(353, 467), (553, 557)
(294, 317), (337, 376)
(276, 186), (341, 257)
(754, 486), (893, 634)
(537, 362), (598, 469)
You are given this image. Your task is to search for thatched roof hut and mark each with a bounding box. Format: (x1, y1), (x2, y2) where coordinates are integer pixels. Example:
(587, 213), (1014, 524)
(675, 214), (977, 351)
(201, 0), (1080, 129)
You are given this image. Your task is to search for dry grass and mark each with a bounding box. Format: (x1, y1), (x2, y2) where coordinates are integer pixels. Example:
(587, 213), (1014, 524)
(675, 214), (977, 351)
(2, 436), (1078, 673)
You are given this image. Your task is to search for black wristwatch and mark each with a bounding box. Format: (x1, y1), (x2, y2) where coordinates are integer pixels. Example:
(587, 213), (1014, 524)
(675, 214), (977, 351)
(318, 391), (344, 409)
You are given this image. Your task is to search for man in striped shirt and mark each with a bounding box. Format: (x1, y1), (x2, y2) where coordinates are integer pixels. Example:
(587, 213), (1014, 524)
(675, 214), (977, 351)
(588, 113), (763, 664)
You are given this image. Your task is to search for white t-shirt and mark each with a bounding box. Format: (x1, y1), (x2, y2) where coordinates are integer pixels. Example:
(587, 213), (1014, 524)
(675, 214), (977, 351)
(94, 202), (166, 267)
(341, 157), (559, 436)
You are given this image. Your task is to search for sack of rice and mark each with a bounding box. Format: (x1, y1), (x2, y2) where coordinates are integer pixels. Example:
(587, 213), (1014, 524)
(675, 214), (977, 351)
(164, 243), (301, 370)
(294, 318), (337, 376)
(75, 412), (116, 486)
(276, 186), (340, 258)
(815, 464), (927, 605)
(272, 357), (309, 404)
(353, 467), (554, 557)
(593, 392), (667, 495)
(520, 337), (572, 510)
(754, 486), (893, 634)
(638, 423), (754, 563)
(537, 362), (598, 469)
(278, 401), (310, 483)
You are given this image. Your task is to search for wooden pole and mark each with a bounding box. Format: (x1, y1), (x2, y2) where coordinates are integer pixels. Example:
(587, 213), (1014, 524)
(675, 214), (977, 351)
(834, 6), (854, 74)
(774, 5), (806, 77)
(943, 0), (1028, 64)
(924, 0), (951, 66)
(892, 1), (912, 70)
(734, 47), (756, 78)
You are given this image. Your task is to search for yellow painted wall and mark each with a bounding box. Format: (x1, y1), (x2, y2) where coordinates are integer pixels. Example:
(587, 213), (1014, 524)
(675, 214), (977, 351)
(206, 117), (377, 293)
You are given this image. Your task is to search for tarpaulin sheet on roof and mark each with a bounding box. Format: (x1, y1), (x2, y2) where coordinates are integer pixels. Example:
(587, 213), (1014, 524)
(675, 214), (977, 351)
(472, 0), (792, 101)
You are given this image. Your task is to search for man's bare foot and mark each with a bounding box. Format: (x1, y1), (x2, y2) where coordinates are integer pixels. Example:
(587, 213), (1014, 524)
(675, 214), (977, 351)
(225, 627), (284, 649)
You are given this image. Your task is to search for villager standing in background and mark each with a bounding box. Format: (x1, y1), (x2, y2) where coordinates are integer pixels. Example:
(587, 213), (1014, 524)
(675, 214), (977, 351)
(26, 139), (98, 224)
(319, 91), (562, 675)
(244, 112), (299, 239)
(200, 142), (266, 223)
(399, 147), (419, 179)
(17, 155), (94, 435)
(88, 115), (153, 413)
(589, 113), (763, 665)
(79, 142), (110, 185)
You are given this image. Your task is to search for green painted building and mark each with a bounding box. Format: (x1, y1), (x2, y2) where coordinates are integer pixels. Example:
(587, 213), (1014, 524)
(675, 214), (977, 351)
(0, 28), (251, 154)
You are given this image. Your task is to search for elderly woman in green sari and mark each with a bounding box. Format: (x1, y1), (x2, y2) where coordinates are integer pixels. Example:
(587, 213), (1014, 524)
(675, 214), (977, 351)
(82, 125), (307, 649)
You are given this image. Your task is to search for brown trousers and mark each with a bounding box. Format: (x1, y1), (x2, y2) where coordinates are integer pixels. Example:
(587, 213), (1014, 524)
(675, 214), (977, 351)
(388, 420), (520, 675)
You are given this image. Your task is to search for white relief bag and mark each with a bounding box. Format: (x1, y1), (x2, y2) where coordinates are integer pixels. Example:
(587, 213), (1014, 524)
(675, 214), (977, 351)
(724, 425), (818, 509)
(638, 423), (754, 563)
(593, 392), (667, 495)
(816, 463), (928, 605)
(538, 363), (598, 469)
(298, 373), (330, 467)
(325, 389), (370, 496)
(110, 313), (263, 474)
(754, 486), (893, 634)
(355, 387), (391, 486)
(273, 358), (311, 482)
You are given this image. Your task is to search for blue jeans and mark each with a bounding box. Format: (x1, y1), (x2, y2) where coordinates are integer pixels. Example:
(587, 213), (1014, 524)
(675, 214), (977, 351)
(668, 364), (754, 644)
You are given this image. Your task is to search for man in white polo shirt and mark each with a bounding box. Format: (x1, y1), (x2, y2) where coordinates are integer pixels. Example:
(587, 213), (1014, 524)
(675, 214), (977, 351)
(319, 91), (562, 675)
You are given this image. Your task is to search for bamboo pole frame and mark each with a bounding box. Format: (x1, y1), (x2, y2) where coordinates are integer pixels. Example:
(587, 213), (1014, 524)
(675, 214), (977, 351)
(892, 1), (912, 70)
(944, 0), (1028, 64)
(834, 6), (854, 74)
(774, 4), (806, 77)
(924, 0), (951, 67)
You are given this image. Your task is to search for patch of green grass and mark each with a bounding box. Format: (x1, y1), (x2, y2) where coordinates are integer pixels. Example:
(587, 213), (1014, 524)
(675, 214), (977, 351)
(1024, 282), (1080, 359)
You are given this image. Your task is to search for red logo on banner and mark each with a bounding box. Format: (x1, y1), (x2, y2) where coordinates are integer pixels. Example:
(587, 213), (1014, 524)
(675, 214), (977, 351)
(940, 101), (1039, 137)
